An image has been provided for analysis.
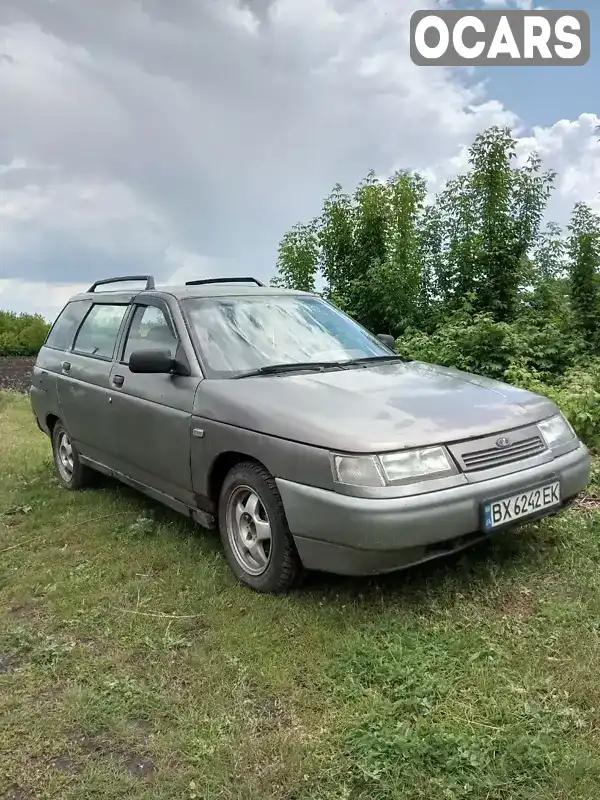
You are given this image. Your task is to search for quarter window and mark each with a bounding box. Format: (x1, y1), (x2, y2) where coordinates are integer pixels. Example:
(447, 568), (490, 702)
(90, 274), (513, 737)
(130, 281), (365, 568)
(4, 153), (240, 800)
(73, 304), (128, 359)
(123, 305), (178, 363)
(44, 300), (90, 351)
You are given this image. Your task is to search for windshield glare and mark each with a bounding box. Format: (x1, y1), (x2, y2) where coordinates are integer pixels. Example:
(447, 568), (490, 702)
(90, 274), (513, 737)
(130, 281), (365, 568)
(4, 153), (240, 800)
(183, 295), (391, 376)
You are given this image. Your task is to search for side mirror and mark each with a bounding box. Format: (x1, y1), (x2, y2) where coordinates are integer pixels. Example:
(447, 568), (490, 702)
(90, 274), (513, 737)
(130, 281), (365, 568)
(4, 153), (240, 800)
(377, 333), (396, 351)
(129, 349), (176, 374)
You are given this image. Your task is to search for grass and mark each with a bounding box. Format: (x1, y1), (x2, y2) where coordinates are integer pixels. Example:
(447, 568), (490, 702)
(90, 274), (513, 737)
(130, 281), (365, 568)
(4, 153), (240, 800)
(1, 390), (599, 800)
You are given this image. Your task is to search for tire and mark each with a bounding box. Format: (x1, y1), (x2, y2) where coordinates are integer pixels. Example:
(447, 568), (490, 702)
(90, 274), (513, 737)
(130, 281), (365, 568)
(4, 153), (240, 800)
(218, 461), (302, 594)
(51, 421), (94, 491)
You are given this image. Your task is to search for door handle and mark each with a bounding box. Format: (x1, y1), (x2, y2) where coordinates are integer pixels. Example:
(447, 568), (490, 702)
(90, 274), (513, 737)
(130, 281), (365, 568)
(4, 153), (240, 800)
(112, 374), (124, 387)
(62, 361), (71, 372)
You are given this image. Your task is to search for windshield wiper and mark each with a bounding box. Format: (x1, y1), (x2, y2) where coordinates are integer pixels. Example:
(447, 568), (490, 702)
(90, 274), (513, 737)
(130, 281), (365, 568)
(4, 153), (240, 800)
(340, 355), (405, 367)
(234, 355), (405, 378)
(234, 361), (347, 379)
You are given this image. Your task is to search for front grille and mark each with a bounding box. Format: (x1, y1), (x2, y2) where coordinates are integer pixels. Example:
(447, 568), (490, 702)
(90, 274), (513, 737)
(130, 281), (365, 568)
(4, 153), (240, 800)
(460, 435), (546, 472)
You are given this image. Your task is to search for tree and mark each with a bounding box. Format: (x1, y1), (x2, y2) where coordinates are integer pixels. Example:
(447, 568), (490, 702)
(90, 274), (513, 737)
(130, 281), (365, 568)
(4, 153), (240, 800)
(271, 221), (318, 292)
(268, 125), (599, 446)
(417, 203), (444, 329)
(435, 173), (480, 308)
(0, 311), (50, 356)
(272, 169), (427, 335)
(568, 202), (600, 341)
(272, 126), (564, 334)
(443, 128), (554, 321)
(318, 184), (355, 302)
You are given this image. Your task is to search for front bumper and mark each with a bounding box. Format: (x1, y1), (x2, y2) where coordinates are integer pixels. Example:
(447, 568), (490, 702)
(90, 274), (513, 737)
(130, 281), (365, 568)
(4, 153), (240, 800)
(276, 443), (591, 576)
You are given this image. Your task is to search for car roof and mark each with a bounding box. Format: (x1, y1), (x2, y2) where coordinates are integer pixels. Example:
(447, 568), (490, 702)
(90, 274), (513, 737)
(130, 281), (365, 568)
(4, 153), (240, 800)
(161, 284), (312, 300)
(68, 283), (313, 303)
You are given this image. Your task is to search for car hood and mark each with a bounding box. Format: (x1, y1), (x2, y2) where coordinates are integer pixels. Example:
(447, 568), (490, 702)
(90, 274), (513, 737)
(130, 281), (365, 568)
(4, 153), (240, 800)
(196, 360), (558, 453)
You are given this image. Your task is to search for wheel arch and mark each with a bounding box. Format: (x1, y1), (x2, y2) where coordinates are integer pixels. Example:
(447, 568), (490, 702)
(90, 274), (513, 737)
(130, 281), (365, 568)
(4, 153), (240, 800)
(46, 413), (60, 436)
(208, 451), (265, 507)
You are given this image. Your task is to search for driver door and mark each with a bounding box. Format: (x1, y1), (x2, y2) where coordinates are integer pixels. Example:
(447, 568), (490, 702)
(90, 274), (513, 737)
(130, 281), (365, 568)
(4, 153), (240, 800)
(108, 298), (201, 508)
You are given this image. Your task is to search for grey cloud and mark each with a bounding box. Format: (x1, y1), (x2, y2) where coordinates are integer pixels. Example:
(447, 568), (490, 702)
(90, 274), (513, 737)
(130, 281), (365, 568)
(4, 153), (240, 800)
(0, 0), (529, 291)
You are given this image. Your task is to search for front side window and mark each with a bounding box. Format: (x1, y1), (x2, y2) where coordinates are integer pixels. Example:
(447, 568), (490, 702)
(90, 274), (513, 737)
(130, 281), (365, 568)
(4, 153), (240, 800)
(73, 303), (128, 359)
(182, 295), (389, 376)
(45, 300), (90, 351)
(122, 305), (178, 363)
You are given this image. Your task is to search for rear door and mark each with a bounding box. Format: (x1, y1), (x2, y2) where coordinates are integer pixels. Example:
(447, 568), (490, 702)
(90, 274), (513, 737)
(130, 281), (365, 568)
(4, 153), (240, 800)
(107, 297), (202, 508)
(56, 300), (130, 467)
(31, 299), (91, 433)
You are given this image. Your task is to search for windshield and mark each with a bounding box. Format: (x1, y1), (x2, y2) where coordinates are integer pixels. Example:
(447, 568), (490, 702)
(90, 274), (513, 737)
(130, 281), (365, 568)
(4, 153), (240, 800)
(182, 295), (392, 376)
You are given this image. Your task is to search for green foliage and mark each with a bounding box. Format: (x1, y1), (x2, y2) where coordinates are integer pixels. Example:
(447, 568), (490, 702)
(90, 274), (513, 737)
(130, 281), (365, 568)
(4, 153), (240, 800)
(511, 363), (600, 450)
(328, 620), (600, 800)
(272, 221), (319, 292)
(433, 130), (555, 321)
(398, 306), (580, 382)
(274, 124), (600, 446)
(273, 169), (427, 335)
(399, 312), (599, 447)
(318, 183), (355, 298)
(568, 202), (600, 342)
(274, 126), (559, 331)
(0, 311), (50, 356)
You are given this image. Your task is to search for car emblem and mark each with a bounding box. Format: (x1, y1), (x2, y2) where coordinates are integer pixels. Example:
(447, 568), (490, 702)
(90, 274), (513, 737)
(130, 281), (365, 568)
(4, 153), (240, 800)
(496, 436), (511, 449)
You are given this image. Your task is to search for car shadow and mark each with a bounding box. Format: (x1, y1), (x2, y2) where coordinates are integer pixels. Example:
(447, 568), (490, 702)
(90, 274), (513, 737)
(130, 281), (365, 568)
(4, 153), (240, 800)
(297, 525), (551, 608)
(86, 475), (550, 606)
(86, 475), (220, 540)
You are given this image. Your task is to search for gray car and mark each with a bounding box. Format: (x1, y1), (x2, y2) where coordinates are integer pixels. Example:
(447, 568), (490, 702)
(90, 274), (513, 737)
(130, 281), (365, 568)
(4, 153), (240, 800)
(30, 275), (591, 593)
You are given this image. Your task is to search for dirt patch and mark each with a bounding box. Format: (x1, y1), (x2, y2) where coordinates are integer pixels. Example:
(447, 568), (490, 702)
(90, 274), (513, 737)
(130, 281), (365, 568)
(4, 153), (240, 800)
(497, 588), (535, 620)
(0, 357), (36, 394)
(574, 491), (600, 512)
(129, 718), (153, 745)
(0, 652), (19, 674)
(67, 730), (156, 778)
(69, 635), (104, 655)
(68, 730), (110, 756)
(1, 786), (29, 800)
(35, 681), (67, 703)
(50, 755), (80, 773)
(239, 685), (296, 736)
(253, 695), (292, 732)
(8, 603), (41, 621)
(2, 506), (34, 530)
(123, 754), (156, 777)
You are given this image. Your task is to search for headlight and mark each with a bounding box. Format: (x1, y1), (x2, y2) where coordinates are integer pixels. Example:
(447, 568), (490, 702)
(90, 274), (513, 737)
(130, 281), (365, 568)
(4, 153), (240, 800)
(538, 413), (576, 448)
(379, 446), (453, 483)
(332, 446), (454, 487)
(332, 454), (385, 487)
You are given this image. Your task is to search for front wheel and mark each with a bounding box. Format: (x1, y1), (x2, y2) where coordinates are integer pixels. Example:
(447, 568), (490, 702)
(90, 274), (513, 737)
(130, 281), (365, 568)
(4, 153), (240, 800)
(218, 462), (302, 594)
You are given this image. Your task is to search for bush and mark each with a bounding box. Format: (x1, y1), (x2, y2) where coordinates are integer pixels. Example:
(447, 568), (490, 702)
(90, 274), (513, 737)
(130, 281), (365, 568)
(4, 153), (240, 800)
(508, 362), (600, 449)
(397, 307), (583, 383)
(0, 311), (50, 357)
(397, 312), (599, 448)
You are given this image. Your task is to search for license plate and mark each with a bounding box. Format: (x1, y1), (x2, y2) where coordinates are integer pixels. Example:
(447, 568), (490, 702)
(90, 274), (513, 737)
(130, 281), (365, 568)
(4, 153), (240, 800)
(483, 481), (561, 531)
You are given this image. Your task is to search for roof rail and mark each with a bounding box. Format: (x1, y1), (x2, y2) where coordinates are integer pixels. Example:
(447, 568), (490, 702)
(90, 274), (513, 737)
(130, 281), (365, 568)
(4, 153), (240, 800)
(185, 277), (265, 287)
(87, 275), (156, 293)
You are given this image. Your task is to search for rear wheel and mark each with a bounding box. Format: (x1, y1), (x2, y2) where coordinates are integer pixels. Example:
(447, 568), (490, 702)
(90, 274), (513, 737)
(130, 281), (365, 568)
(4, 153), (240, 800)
(218, 462), (302, 594)
(51, 422), (94, 490)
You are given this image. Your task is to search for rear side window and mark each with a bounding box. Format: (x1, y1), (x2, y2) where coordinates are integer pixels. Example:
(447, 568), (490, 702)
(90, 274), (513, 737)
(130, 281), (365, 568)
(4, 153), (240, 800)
(73, 304), (129, 360)
(44, 300), (90, 351)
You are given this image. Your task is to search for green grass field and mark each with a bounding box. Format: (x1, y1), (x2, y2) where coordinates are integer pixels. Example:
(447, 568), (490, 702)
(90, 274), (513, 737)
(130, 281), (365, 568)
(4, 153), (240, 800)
(1, 391), (600, 800)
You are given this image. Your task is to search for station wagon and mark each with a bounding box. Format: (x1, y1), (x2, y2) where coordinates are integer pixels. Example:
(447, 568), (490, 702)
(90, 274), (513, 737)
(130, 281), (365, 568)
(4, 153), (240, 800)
(30, 275), (591, 593)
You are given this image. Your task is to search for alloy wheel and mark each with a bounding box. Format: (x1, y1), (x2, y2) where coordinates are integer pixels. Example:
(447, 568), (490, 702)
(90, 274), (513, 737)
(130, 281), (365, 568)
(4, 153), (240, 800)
(226, 485), (272, 576)
(56, 430), (74, 482)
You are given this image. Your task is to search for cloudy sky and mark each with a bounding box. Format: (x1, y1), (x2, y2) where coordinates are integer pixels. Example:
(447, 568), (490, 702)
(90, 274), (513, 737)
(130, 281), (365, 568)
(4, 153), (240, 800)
(0, 0), (598, 320)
